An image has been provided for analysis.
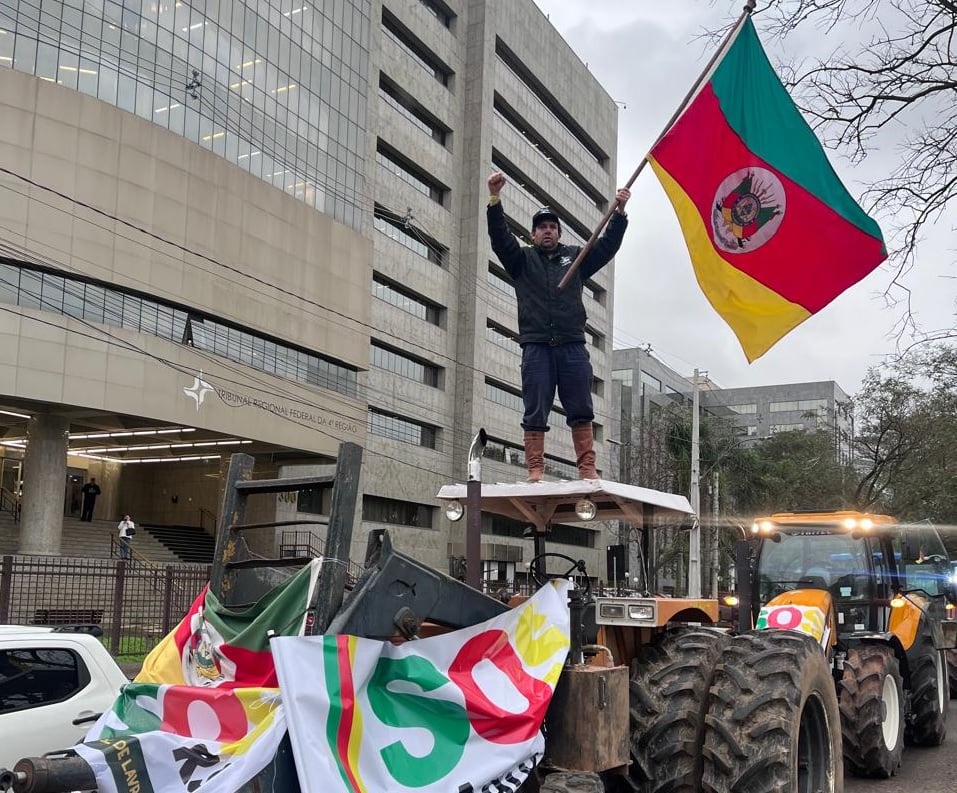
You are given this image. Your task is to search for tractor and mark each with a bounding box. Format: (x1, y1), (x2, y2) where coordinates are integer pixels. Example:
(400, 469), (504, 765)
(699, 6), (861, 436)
(1, 443), (849, 793)
(735, 510), (957, 779)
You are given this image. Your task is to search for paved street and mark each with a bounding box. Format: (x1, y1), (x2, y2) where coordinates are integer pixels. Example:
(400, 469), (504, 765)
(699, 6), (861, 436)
(846, 698), (957, 792)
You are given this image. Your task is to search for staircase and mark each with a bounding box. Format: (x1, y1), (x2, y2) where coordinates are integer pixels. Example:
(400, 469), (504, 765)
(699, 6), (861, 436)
(144, 525), (216, 564)
(0, 514), (198, 564)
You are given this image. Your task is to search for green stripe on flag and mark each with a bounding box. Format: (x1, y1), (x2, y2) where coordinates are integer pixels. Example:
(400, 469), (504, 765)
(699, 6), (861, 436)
(323, 635), (354, 790)
(711, 18), (884, 245)
(203, 561), (316, 650)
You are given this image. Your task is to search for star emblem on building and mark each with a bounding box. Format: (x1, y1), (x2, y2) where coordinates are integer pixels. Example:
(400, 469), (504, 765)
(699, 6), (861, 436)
(183, 371), (215, 410)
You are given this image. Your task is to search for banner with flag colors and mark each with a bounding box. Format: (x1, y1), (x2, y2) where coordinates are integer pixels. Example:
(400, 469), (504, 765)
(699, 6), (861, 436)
(73, 560), (321, 793)
(649, 16), (886, 362)
(272, 579), (572, 793)
(74, 685), (286, 793)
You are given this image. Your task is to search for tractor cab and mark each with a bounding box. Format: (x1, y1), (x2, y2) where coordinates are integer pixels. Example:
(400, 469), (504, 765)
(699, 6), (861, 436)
(749, 511), (956, 638)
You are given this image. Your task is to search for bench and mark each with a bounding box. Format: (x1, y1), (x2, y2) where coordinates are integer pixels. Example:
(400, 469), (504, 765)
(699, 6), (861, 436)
(32, 608), (104, 626)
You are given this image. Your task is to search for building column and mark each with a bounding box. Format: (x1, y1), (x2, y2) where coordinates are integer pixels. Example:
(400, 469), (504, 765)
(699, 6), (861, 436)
(18, 413), (70, 555)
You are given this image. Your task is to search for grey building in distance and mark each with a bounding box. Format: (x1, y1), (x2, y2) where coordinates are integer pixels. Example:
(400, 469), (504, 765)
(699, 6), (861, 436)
(611, 347), (855, 484)
(0, 0), (621, 585)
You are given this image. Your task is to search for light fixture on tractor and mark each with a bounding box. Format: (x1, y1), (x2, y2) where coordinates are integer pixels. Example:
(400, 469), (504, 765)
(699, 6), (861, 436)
(575, 498), (597, 521)
(445, 500), (464, 522)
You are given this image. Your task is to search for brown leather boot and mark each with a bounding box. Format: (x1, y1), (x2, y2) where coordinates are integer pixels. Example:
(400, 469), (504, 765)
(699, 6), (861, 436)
(572, 423), (598, 480)
(523, 430), (545, 482)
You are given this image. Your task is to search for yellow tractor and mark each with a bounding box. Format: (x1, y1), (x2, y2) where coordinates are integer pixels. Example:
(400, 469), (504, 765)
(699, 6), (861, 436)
(735, 510), (957, 779)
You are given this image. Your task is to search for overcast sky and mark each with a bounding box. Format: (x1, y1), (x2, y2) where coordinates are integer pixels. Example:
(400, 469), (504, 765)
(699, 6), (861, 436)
(530, 0), (955, 395)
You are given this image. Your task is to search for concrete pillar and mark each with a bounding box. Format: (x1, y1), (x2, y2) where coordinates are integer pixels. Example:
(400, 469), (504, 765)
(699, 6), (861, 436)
(18, 413), (70, 555)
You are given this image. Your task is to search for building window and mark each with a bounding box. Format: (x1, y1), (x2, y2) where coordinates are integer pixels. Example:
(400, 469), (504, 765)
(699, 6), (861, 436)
(417, 0), (454, 28)
(0, 0), (371, 230)
(382, 11), (451, 86)
(583, 279), (605, 306)
(485, 380), (524, 413)
(640, 372), (662, 393)
(371, 342), (440, 387)
(495, 39), (606, 167)
(374, 208), (445, 266)
(364, 495), (434, 528)
(770, 399), (829, 413)
(724, 403), (758, 414)
(488, 263), (514, 295)
(486, 321), (520, 355)
(612, 369), (633, 386)
(376, 144), (447, 204)
(368, 408), (437, 448)
(379, 77), (448, 145)
(372, 274), (443, 326)
(492, 98), (603, 210)
(584, 325), (604, 352)
(770, 423), (805, 434)
(592, 377), (604, 398)
(0, 261), (359, 399)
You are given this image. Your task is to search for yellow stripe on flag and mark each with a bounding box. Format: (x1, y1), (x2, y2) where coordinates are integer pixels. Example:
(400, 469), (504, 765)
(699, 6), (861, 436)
(649, 157), (811, 362)
(135, 629), (187, 685)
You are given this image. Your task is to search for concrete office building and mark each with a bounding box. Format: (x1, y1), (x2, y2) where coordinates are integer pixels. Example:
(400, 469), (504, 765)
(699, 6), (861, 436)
(0, 0), (620, 583)
(611, 347), (855, 484)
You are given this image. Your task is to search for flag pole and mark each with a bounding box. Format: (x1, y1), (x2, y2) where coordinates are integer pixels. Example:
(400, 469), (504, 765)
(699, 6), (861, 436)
(558, 0), (757, 291)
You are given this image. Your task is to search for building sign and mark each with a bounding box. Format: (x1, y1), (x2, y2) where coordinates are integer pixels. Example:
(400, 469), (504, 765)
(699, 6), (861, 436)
(182, 371), (359, 435)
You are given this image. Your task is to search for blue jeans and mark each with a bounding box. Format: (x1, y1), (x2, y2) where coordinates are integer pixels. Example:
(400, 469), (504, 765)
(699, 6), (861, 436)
(119, 538), (131, 560)
(520, 342), (594, 431)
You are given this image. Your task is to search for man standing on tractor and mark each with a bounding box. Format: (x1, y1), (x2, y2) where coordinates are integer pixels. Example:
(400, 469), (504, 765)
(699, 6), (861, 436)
(486, 171), (630, 482)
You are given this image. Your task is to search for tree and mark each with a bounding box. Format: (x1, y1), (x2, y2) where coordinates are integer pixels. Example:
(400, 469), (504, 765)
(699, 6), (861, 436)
(854, 345), (957, 548)
(723, 429), (851, 514)
(722, 1), (957, 337)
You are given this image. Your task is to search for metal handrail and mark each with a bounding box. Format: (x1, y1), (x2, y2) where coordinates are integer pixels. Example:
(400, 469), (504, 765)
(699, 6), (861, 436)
(0, 486), (20, 522)
(199, 507), (217, 533)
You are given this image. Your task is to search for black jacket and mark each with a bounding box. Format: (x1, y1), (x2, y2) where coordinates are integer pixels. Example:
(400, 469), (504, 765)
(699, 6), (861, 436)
(487, 201), (628, 344)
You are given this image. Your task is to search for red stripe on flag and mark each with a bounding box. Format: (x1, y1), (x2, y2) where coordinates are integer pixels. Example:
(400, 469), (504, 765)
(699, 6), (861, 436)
(335, 635), (362, 792)
(653, 85), (884, 313)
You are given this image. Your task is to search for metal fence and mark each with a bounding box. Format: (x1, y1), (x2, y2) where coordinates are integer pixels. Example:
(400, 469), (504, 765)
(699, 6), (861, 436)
(0, 555), (210, 656)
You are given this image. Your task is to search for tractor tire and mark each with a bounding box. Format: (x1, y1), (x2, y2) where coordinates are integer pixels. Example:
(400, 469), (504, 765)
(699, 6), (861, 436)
(905, 630), (947, 746)
(839, 644), (903, 778)
(947, 648), (957, 700)
(628, 627), (729, 793)
(701, 630), (842, 793)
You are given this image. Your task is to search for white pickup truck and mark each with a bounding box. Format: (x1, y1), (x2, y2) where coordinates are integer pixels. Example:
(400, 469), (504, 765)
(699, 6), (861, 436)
(0, 625), (128, 770)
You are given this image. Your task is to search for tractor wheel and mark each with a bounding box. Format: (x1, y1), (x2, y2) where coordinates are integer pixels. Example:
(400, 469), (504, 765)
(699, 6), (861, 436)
(946, 648), (957, 700)
(839, 644), (903, 778)
(905, 630), (947, 746)
(628, 627), (729, 793)
(701, 630), (842, 793)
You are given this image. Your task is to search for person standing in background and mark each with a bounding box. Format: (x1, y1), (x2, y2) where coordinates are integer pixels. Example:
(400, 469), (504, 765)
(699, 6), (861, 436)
(80, 478), (101, 521)
(117, 514), (135, 560)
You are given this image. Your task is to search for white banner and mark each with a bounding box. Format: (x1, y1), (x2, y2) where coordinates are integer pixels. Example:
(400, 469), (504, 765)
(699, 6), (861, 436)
(273, 580), (571, 793)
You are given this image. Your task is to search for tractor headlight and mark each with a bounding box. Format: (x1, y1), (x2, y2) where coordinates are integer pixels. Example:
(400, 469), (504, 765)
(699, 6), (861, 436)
(445, 500), (464, 522)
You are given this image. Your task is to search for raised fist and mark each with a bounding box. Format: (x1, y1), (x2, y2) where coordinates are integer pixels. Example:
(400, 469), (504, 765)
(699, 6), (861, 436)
(487, 171), (507, 196)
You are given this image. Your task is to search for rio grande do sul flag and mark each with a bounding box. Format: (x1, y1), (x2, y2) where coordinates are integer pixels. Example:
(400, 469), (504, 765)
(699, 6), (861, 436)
(272, 580), (571, 793)
(73, 560), (320, 793)
(649, 16), (887, 362)
(137, 559), (320, 688)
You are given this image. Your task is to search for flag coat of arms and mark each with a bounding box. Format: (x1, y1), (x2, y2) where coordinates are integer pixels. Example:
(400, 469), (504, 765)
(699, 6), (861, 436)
(272, 580), (572, 793)
(649, 16), (887, 361)
(74, 560), (321, 793)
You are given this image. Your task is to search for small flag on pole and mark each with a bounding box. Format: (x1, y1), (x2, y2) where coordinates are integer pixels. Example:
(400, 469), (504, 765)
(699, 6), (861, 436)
(649, 16), (887, 362)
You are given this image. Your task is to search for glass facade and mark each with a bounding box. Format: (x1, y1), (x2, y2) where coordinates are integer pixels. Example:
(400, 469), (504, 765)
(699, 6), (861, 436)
(0, 260), (359, 398)
(0, 0), (371, 230)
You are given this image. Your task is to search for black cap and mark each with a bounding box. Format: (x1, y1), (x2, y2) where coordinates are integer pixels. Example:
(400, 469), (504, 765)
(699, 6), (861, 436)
(531, 206), (561, 231)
